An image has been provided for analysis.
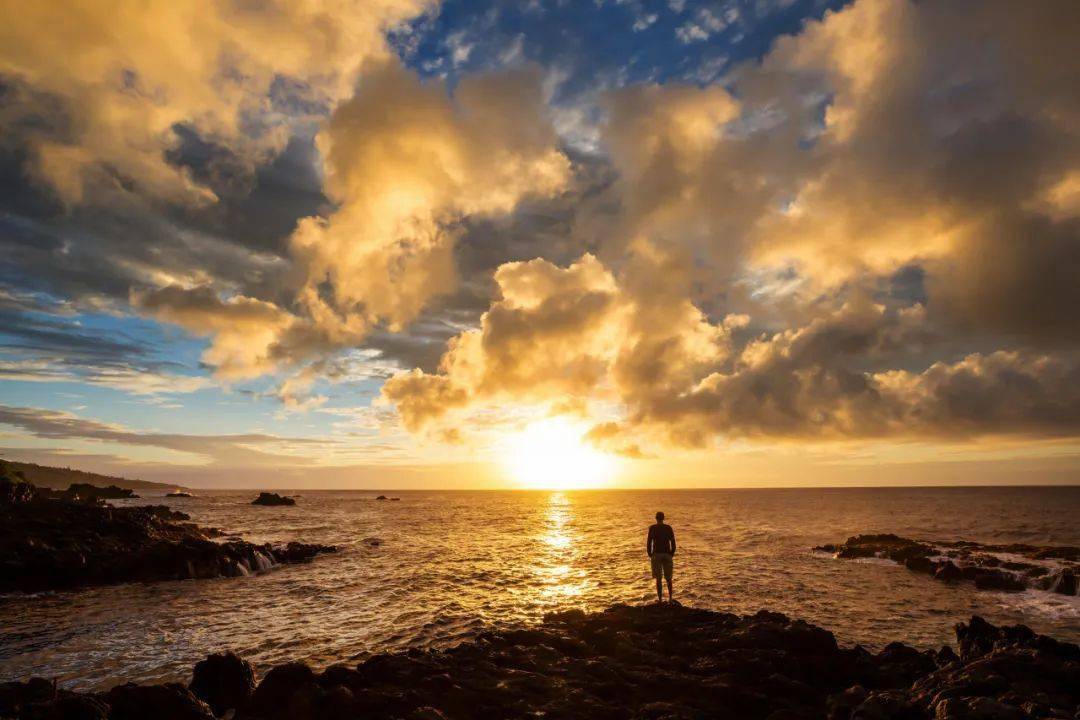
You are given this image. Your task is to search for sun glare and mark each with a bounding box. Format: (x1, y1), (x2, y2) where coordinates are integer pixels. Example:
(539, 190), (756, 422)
(501, 418), (618, 489)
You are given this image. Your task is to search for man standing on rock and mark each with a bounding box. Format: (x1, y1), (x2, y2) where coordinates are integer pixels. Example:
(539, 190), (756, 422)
(647, 511), (676, 602)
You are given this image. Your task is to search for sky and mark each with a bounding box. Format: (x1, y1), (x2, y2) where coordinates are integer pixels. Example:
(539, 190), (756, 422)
(0, 0), (1078, 489)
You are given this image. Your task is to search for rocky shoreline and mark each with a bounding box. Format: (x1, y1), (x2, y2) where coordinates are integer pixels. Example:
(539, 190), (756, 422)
(2, 603), (1077, 719)
(817, 534), (1078, 596)
(0, 467), (335, 594)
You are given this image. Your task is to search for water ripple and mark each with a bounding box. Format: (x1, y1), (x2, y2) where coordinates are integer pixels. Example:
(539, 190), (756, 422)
(2, 486), (1079, 690)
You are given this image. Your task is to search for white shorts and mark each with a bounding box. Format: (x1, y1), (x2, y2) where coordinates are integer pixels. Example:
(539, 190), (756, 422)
(651, 553), (673, 579)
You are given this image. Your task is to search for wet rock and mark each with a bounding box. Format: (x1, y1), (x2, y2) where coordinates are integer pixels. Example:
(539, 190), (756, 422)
(272, 542), (336, 565)
(935, 646), (959, 667)
(827, 685), (868, 720)
(245, 663), (319, 719)
(250, 493), (295, 506)
(851, 690), (921, 719)
(932, 697), (1027, 720)
(6, 607), (1079, 720)
(954, 615), (1080, 663)
(833, 534), (938, 563)
(935, 561), (963, 583)
(105, 683), (214, 720)
(1046, 568), (1076, 595)
(0, 677), (56, 714)
(0, 479), (334, 593)
(905, 556), (935, 574)
(872, 642), (938, 687)
(189, 652), (255, 716)
(66, 484), (139, 501)
(166, 492), (193, 498)
(971, 572), (1025, 593)
(821, 534), (1079, 597)
(50, 694), (112, 719)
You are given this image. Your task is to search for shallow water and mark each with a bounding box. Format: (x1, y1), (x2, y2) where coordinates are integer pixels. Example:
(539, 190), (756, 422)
(2, 486), (1079, 690)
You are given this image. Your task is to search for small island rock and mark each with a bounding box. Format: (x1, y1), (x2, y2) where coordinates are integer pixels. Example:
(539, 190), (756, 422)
(251, 492), (295, 506)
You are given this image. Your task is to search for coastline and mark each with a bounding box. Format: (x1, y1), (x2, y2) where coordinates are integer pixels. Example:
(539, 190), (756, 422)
(0, 471), (335, 594)
(3, 603), (1077, 719)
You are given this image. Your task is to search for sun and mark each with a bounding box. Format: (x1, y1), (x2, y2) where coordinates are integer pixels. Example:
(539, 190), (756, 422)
(501, 417), (619, 489)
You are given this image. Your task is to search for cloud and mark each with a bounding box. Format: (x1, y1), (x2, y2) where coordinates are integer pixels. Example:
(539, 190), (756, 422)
(562, 0), (1080, 352)
(132, 284), (297, 379)
(291, 61), (569, 333)
(0, 404), (330, 466)
(0, 0), (430, 204)
(3, 0), (1078, 461)
(736, 0), (1080, 341)
(381, 247), (738, 435)
(0, 289), (213, 395)
(138, 61), (572, 382)
(632, 14), (658, 32)
(0, 359), (211, 395)
(382, 253), (1080, 448)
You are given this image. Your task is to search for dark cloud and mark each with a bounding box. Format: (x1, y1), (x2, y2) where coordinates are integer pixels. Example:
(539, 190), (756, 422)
(0, 307), (144, 363)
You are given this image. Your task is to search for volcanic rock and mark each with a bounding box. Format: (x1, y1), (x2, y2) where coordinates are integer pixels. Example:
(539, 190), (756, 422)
(820, 534), (1079, 597)
(1047, 568), (1077, 596)
(251, 492), (295, 506)
(0, 470), (335, 593)
(190, 652), (255, 717)
(68, 483), (140, 501)
(7, 606), (1079, 720)
(105, 683), (215, 720)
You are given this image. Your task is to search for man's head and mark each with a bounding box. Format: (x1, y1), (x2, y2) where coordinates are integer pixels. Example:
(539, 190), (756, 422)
(655, 511), (664, 523)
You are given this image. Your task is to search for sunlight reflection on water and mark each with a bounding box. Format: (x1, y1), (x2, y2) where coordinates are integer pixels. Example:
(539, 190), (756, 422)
(2, 486), (1078, 691)
(532, 493), (589, 601)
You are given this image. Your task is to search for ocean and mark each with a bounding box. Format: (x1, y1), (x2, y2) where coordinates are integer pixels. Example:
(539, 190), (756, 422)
(3, 486), (1079, 690)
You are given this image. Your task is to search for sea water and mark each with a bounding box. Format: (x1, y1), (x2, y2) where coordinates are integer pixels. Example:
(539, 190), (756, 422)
(2, 486), (1078, 690)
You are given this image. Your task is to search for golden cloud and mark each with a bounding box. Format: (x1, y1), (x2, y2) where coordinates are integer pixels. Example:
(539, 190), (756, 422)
(381, 247), (739, 436)
(291, 62), (570, 334)
(133, 60), (570, 386)
(382, 252), (1080, 448)
(0, 0), (429, 203)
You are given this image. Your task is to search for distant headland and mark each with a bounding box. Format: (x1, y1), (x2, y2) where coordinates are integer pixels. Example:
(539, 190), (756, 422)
(1, 460), (184, 492)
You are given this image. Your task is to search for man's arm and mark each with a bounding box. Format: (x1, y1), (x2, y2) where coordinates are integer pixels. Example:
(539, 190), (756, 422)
(646, 525), (654, 555)
(670, 528), (676, 555)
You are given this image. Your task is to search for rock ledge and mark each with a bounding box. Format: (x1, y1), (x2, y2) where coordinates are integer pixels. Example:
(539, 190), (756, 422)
(2, 604), (1077, 719)
(0, 468), (334, 593)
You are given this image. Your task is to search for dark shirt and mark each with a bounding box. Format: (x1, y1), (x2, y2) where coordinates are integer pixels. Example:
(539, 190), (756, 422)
(647, 523), (676, 555)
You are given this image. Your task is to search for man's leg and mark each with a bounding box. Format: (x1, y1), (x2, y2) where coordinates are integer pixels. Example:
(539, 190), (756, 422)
(665, 557), (674, 600)
(655, 577), (663, 602)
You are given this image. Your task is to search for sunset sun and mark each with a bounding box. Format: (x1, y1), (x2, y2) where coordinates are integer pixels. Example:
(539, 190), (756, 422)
(501, 418), (618, 489)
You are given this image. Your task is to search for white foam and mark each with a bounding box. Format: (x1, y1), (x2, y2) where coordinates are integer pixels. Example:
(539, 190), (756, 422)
(994, 589), (1080, 619)
(851, 557), (901, 567)
(253, 551), (275, 573)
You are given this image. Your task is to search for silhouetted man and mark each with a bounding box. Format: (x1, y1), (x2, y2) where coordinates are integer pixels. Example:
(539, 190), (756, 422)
(647, 511), (676, 602)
